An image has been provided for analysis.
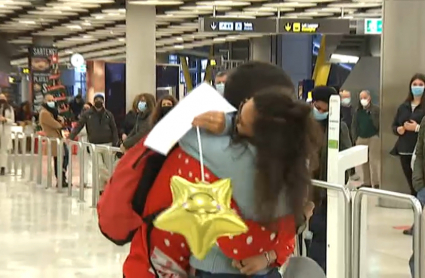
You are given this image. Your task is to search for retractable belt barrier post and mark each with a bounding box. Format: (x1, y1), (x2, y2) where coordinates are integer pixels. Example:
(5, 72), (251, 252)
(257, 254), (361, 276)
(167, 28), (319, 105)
(8, 131), (16, 174)
(91, 144), (101, 208)
(11, 131), (26, 177)
(37, 137), (52, 188)
(312, 180), (352, 278)
(55, 138), (64, 192)
(36, 135), (42, 184)
(29, 134), (36, 182)
(67, 141), (83, 199)
(18, 132), (27, 177)
(80, 142), (93, 202)
(352, 188), (422, 278)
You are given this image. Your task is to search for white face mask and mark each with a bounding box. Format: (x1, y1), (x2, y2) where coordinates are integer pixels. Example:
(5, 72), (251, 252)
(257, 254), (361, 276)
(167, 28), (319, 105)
(215, 83), (225, 95)
(360, 99), (369, 107)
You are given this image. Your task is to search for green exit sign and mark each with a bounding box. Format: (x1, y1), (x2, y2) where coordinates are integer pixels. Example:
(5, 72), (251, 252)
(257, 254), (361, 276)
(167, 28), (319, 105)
(365, 18), (382, 34)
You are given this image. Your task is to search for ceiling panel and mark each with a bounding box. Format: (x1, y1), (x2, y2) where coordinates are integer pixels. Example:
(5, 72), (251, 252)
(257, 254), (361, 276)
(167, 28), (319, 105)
(1, 0), (382, 66)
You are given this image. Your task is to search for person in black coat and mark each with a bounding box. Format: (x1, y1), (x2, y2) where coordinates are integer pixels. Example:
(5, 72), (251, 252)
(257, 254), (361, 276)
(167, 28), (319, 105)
(391, 73), (425, 196)
(121, 93), (155, 141)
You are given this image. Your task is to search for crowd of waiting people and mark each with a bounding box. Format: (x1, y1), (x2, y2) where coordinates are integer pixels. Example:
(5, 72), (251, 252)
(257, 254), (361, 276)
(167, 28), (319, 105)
(0, 61), (424, 277)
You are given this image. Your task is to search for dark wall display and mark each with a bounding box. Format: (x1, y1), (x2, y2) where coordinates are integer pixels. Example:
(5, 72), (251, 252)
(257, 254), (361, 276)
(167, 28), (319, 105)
(28, 46), (71, 119)
(156, 64), (180, 100)
(104, 62), (126, 131)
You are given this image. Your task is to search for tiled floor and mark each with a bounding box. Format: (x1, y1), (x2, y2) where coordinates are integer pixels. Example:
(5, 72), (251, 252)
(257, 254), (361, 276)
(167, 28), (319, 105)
(0, 166), (416, 278)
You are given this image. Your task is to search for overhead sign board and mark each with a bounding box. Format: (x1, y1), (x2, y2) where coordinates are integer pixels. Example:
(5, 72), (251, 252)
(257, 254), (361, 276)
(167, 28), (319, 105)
(200, 17), (276, 33)
(279, 19), (350, 34)
(199, 17), (351, 35)
(364, 18), (382, 34)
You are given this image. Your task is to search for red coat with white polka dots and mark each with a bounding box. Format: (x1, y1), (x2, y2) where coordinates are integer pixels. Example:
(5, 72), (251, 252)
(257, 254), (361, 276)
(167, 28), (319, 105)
(123, 147), (296, 278)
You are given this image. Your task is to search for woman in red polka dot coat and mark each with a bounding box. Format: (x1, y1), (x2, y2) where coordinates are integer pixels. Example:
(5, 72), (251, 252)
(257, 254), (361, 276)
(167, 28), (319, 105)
(123, 62), (321, 278)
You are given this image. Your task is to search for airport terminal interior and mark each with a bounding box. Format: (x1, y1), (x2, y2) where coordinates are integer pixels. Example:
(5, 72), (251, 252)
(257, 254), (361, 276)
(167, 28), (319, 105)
(0, 0), (423, 277)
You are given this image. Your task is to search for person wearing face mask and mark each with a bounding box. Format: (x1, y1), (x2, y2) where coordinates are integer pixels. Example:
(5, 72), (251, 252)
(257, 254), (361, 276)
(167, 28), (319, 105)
(121, 94), (151, 141)
(214, 71), (227, 95)
(391, 73), (425, 200)
(110, 62), (321, 278)
(69, 94), (119, 193)
(39, 93), (69, 187)
(0, 94), (14, 176)
(307, 86), (352, 273)
(121, 93), (156, 152)
(351, 90), (380, 189)
(77, 102), (93, 186)
(340, 90), (359, 180)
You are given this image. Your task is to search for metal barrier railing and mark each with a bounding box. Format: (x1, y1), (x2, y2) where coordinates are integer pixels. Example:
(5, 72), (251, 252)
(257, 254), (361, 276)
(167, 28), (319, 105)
(9, 135), (425, 278)
(312, 180), (352, 278)
(55, 138), (64, 192)
(29, 134), (36, 182)
(352, 187), (422, 278)
(68, 141), (83, 198)
(36, 136), (52, 188)
(82, 142), (95, 204)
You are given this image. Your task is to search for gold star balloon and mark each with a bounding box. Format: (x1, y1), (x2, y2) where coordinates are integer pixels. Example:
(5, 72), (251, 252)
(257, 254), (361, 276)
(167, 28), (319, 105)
(153, 176), (248, 260)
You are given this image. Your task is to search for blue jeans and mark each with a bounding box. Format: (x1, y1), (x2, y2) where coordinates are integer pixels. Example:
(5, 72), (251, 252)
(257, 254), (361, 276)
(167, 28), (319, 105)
(193, 268), (281, 278)
(409, 188), (425, 277)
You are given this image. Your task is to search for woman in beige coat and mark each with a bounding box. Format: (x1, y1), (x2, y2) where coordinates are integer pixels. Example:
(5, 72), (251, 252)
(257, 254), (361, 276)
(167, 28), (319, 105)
(39, 94), (69, 187)
(0, 94), (15, 175)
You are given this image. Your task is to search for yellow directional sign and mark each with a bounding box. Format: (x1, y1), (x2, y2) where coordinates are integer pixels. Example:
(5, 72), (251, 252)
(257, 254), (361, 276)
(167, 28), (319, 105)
(282, 22), (319, 33)
(293, 23), (301, 32)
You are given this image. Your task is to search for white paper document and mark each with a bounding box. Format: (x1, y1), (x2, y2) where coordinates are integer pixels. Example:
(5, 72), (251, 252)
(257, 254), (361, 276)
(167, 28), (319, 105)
(144, 83), (237, 155)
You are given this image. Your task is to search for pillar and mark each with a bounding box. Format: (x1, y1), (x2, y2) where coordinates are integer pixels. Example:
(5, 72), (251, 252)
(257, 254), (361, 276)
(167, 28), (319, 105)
(126, 2), (156, 111)
(380, 0), (425, 201)
(249, 36), (272, 63)
(281, 34), (313, 90)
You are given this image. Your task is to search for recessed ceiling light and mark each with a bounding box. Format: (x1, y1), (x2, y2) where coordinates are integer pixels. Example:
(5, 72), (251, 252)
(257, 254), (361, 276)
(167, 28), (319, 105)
(263, 2), (317, 8)
(176, 37), (183, 41)
(244, 7), (294, 12)
(179, 5), (231, 11)
(67, 25), (82, 29)
(82, 21), (91, 26)
(174, 45), (184, 49)
(118, 38), (125, 42)
(196, 1), (250, 7)
(18, 20), (36, 24)
(285, 0), (337, 2)
(328, 2), (381, 8)
(128, 0), (183, 5)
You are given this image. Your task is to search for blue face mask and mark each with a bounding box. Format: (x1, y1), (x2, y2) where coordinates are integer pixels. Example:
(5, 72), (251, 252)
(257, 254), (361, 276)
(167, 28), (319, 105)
(411, 86), (424, 96)
(47, 101), (55, 108)
(138, 101), (147, 112)
(216, 83), (225, 95)
(341, 98), (351, 106)
(313, 106), (329, 121)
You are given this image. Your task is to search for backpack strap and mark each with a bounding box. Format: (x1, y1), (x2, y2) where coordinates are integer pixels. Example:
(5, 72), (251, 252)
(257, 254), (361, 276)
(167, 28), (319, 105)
(143, 209), (166, 278)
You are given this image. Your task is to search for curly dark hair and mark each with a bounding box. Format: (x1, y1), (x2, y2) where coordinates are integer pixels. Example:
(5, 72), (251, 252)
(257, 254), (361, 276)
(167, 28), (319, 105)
(251, 87), (322, 228)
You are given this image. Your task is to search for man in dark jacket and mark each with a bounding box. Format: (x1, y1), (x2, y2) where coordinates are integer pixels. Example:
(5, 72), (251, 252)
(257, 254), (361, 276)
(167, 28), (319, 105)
(69, 93), (119, 191)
